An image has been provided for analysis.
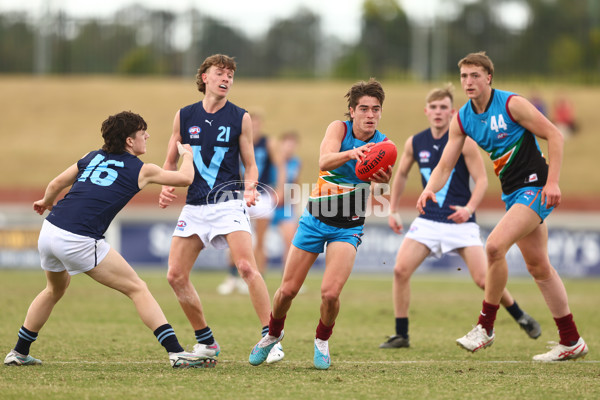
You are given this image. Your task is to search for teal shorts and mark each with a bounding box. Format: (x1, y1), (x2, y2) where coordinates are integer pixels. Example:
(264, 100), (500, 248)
(291, 209), (364, 254)
(502, 186), (554, 222)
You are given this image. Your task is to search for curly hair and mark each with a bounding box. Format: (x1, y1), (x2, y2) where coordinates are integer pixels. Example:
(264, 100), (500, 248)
(101, 111), (147, 154)
(344, 78), (385, 121)
(195, 54), (237, 94)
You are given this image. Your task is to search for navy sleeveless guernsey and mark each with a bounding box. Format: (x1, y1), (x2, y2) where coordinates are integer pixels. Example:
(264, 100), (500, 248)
(412, 128), (475, 223)
(253, 136), (274, 192)
(179, 100), (246, 205)
(46, 150), (144, 239)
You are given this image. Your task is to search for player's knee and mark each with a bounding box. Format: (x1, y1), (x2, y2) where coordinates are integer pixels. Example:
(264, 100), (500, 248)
(278, 285), (299, 301)
(473, 276), (486, 289)
(393, 264), (412, 283)
(46, 286), (67, 302)
(166, 267), (189, 289)
(525, 262), (551, 279)
(320, 289), (340, 306)
(485, 241), (507, 262)
(236, 258), (256, 280)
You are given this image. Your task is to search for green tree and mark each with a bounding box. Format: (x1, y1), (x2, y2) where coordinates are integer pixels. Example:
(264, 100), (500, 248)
(261, 7), (321, 78)
(357, 0), (411, 79)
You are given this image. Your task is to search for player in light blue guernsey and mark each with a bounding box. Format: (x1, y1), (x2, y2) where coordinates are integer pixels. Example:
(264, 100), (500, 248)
(158, 54), (279, 363)
(418, 52), (587, 361)
(249, 79), (392, 370)
(380, 85), (540, 350)
(4, 111), (215, 369)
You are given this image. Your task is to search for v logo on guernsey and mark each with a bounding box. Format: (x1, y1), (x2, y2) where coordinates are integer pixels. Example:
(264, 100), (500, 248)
(192, 146), (229, 189)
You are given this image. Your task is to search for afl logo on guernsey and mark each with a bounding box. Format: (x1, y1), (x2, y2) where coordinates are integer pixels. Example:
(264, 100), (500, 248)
(189, 126), (201, 139)
(419, 150), (431, 163)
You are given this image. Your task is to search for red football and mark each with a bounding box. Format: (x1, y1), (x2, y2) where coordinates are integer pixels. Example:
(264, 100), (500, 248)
(355, 140), (397, 181)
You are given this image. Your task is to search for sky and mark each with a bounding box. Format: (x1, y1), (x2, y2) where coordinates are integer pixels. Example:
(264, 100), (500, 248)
(0, 0), (528, 44)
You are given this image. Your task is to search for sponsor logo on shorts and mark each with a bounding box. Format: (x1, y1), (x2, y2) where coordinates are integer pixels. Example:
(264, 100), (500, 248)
(176, 220), (187, 231)
(189, 126), (201, 139)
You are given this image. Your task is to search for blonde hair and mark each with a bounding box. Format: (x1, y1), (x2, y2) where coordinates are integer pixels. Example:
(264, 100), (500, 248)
(425, 83), (454, 104)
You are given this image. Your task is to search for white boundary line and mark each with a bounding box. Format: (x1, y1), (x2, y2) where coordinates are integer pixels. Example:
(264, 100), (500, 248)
(45, 359), (599, 365)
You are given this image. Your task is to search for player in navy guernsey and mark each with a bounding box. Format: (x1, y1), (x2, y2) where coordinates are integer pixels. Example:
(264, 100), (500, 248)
(4, 111), (214, 369)
(418, 52), (587, 361)
(158, 54), (280, 363)
(249, 79), (392, 370)
(380, 85), (541, 350)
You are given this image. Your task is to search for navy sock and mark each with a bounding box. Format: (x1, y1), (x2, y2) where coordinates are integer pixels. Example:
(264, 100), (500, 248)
(195, 327), (215, 345)
(395, 318), (409, 339)
(14, 326), (38, 356)
(261, 326), (269, 337)
(154, 324), (184, 353)
(505, 301), (524, 321)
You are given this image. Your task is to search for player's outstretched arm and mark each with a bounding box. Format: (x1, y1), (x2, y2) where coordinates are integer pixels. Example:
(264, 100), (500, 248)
(159, 110), (183, 209)
(388, 136), (414, 234)
(239, 112), (259, 207)
(33, 163), (79, 215)
(448, 137), (487, 223)
(139, 142), (194, 189)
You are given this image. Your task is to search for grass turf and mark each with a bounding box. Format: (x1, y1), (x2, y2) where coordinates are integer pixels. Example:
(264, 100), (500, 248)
(1, 269), (599, 399)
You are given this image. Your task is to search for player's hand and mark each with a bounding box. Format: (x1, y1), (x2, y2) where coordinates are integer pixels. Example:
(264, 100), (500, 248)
(448, 205), (472, 224)
(541, 181), (561, 209)
(244, 181), (258, 207)
(176, 141), (193, 158)
(388, 211), (403, 234)
(369, 165), (393, 184)
(349, 142), (375, 162)
(416, 189), (436, 215)
(159, 186), (177, 209)
(33, 199), (53, 215)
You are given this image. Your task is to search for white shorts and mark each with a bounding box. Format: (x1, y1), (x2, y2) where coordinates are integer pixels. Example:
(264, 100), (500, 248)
(245, 190), (276, 220)
(405, 217), (483, 258)
(173, 200), (252, 249)
(38, 220), (111, 275)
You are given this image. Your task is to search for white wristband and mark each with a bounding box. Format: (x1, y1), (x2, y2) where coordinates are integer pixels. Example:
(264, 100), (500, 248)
(390, 211), (402, 226)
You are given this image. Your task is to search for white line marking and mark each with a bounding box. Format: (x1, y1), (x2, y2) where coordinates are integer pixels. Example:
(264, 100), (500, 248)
(45, 359), (598, 365)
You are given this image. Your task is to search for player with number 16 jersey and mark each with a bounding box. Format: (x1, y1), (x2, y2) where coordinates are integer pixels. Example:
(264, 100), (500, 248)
(46, 150), (143, 239)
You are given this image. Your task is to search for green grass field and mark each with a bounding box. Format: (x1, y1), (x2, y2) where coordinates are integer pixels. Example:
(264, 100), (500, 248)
(1, 269), (598, 399)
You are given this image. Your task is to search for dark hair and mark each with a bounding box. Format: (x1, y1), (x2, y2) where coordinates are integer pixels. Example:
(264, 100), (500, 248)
(195, 54), (237, 94)
(101, 111), (147, 153)
(344, 78), (385, 121)
(458, 51), (495, 84)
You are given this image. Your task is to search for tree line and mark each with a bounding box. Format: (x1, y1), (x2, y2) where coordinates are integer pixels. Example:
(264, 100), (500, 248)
(0, 0), (598, 83)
